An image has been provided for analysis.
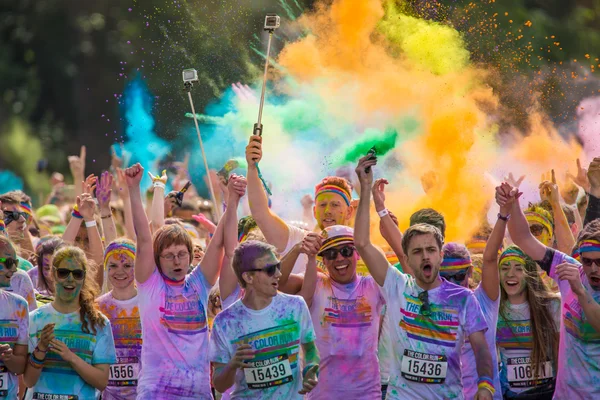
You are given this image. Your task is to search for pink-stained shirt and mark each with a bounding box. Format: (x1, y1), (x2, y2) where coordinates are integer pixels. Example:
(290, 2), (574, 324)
(307, 273), (384, 400)
(136, 267), (213, 399)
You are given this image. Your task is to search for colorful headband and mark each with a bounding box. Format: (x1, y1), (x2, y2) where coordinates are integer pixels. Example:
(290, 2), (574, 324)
(103, 242), (136, 267)
(238, 232), (249, 243)
(315, 185), (351, 207)
(466, 239), (486, 250)
(573, 239), (600, 261)
(440, 257), (471, 271)
(525, 211), (553, 235)
(20, 202), (32, 220)
(0, 219), (5, 232)
(499, 247), (527, 266)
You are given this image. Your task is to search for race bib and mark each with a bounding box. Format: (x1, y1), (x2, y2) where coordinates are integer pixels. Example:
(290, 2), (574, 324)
(244, 354), (294, 389)
(108, 359), (140, 387)
(507, 357), (553, 388)
(0, 366), (8, 397)
(32, 394), (78, 400)
(401, 349), (448, 384)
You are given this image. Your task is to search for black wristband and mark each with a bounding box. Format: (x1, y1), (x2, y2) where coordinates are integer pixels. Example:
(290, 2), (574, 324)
(497, 213), (510, 221)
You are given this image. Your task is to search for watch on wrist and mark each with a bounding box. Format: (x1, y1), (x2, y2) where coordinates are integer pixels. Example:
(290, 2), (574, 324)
(497, 213), (510, 222)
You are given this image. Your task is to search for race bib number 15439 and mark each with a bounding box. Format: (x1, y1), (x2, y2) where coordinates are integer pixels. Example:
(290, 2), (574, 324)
(244, 354), (293, 389)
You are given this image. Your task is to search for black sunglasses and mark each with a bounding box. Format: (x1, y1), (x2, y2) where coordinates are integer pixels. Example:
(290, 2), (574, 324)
(581, 257), (600, 268)
(248, 262), (281, 277)
(0, 257), (19, 271)
(443, 271), (468, 284)
(529, 224), (545, 237)
(54, 268), (86, 280)
(418, 291), (431, 317)
(321, 246), (355, 261)
(3, 211), (27, 225)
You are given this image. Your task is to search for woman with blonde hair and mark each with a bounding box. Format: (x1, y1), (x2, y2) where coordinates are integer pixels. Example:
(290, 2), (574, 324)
(23, 246), (116, 400)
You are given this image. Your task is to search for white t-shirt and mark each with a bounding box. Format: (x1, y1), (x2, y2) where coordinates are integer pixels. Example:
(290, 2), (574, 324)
(7, 269), (37, 311)
(307, 274), (384, 400)
(496, 298), (561, 395)
(136, 267), (212, 399)
(461, 285), (502, 399)
(209, 293), (316, 399)
(96, 292), (142, 400)
(282, 224), (309, 275)
(381, 267), (488, 400)
(27, 303), (117, 400)
(538, 248), (600, 400)
(0, 290), (29, 400)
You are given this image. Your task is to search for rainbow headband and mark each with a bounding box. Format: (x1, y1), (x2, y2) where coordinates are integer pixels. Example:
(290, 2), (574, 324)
(572, 239), (600, 261)
(440, 257), (471, 271)
(238, 231), (249, 243)
(0, 219), (5, 232)
(499, 248), (526, 266)
(525, 211), (553, 235)
(315, 185), (351, 207)
(20, 202), (32, 220)
(103, 242), (136, 267)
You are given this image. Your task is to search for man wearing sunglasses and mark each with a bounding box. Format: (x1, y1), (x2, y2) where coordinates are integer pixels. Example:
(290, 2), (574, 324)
(0, 192), (35, 260)
(290, 225), (384, 400)
(210, 240), (320, 399)
(353, 156), (494, 400)
(0, 236), (30, 400)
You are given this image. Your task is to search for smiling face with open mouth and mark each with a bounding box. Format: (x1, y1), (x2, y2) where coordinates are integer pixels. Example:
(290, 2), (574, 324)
(54, 258), (85, 303)
(0, 239), (17, 288)
(581, 250), (600, 291)
(499, 260), (527, 300)
(321, 245), (358, 284)
(107, 253), (135, 290)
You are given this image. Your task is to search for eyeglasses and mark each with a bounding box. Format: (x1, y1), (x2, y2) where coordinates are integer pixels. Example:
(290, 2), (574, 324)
(418, 290), (431, 317)
(160, 251), (190, 261)
(248, 262), (281, 277)
(54, 268), (86, 280)
(0, 257), (19, 271)
(321, 246), (355, 261)
(529, 224), (545, 237)
(3, 211), (27, 225)
(443, 271), (468, 284)
(581, 257), (600, 268)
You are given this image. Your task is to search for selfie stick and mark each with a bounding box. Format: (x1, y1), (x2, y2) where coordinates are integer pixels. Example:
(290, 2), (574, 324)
(183, 76), (222, 220)
(252, 14), (280, 196)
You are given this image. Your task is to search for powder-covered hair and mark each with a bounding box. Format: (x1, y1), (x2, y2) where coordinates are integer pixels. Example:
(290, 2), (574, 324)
(402, 223), (444, 255)
(314, 176), (352, 199)
(232, 240), (278, 288)
(409, 208), (446, 238)
(52, 246), (106, 335)
(35, 236), (65, 294)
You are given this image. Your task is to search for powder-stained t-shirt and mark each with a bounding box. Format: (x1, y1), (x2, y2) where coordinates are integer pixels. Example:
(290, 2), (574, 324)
(307, 273), (384, 400)
(7, 269), (37, 311)
(282, 224), (310, 275)
(136, 267), (212, 399)
(381, 267), (488, 400)
(0, 290), (29, 400)
(461, 285), (502, 399)
(17, 256), (33, 272)
(97, 292), (142, 400)
(537, 248), (600, 400)
(496, 298), (561, 395)
(209, 293), (316, 400)
(27, 303), (117, 400)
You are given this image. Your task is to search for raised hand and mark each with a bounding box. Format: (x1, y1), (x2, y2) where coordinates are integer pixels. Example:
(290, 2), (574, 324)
(588, 157), (600, 197)
(68, 146), (86, 180)
(301, 233), (323, 258)
(82, 174), (97, 195)
(115, 168), (130, 199)
(539, 170), (560, 205)
(96, 171), (113, 212)
(227, 174), (247, 202)
(495, 182), (521, 212)
(421, 170), (439, 194)
(124, 163), (144, 188)
(246, 135), (262, 165)
(504, 172), (526, 189)
(77, 193), (96, 221)
(355, 155), (377, 186)
(301, 194), (314, 209)
(147, 169), (167, 185)
(372, 178), (389, 211)
(567, 158), (591, 194)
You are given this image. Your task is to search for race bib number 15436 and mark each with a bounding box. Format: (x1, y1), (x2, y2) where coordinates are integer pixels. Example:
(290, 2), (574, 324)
(401, 349), (448, 384)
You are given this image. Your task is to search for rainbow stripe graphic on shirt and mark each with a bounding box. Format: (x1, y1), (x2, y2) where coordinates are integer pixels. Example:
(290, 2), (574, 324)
(564, 298), (600, 343)
(323, 296), (373, 328)
(41, 329), (95, 375)
(160, 293), (207, 335)
(399, 294), (459, 348)
(97, 304), (142, 354)
(234, 322), (301, 370)
(496, 317), (532, 350)
(0, 320), (19, 344)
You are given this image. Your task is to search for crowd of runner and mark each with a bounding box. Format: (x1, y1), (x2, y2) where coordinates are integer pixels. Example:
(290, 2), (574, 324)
(0, 135), (599, 400)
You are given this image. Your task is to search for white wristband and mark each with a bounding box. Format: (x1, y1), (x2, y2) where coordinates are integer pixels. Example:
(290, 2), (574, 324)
(377, 209), (389, 218)
(153, 181), (166, 190)
(85, 220), (97, 228)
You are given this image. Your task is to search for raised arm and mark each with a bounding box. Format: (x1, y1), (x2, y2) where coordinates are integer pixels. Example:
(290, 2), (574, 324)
(68, 146), (86, 198)
(372, 178), (409, 274)
(77, 193), (105, 289)
(96, 171), (117, 244)
(503, 184), (547, 261)
(585, 157), (600, 227)
(115, 168), (136, 240)
(148, 170), (168, 233)
(540, 172), (575, 254)
(125, 164), (155, 284)
(246, 135), (290, 252)
(297, 233), (322, 307)
(354, 156), (389, 286)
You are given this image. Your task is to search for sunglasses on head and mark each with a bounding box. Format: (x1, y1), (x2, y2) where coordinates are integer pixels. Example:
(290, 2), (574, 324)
(529, 224), (545, 237)
(0, 257), (19, 271)
(321, 246), (355, 261)
(3, 211), (27, 225)
(54, 268), (86, 280)
(418, 290), (431, 317)
(443, 271), (468, 284)
(581, 257), (600, 268)
(248, 262), (281, 277)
